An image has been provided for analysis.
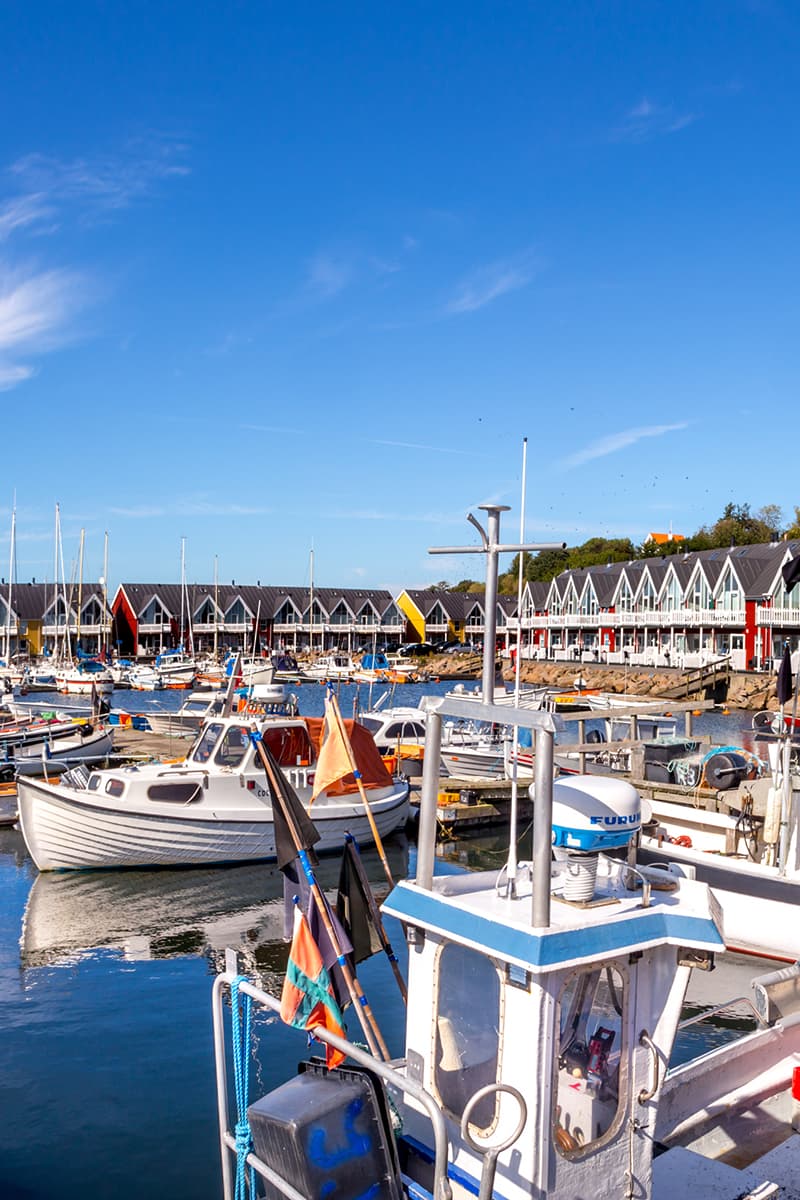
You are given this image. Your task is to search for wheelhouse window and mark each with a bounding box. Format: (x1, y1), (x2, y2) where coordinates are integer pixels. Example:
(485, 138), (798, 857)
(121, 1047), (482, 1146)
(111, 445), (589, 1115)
(192, 722), (224, 763)
(214, 726), (250, 767)
(434, 942), (501, 1131)
(553, 964), (626, 1157)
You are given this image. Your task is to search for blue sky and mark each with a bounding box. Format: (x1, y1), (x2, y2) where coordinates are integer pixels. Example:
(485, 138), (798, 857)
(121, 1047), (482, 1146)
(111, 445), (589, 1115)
(1, 2), (798, 593)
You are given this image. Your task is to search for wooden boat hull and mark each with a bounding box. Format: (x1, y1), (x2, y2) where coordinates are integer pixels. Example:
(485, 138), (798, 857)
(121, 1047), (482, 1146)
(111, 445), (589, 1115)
(17, 775), (410, 871)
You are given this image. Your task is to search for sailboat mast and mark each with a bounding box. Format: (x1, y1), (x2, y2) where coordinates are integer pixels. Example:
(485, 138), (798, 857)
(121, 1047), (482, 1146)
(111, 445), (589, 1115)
(309, 547), (314, 655)
(5, 501), (15, 662)
(52, 504), (59, 659)
(76, 528), (85, 651)
(57, 507), (72, 664)
(102, 530), (109, 659)
(213, 555), (219, 660)
(180, 536), (186, 650)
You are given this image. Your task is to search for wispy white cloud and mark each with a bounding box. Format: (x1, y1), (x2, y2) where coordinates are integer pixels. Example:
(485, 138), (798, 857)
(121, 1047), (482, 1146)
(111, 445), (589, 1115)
(613, 98), (697, 143)
(0, 265), (88, 389)
(305, 252), (354, 299)
(368, 438), (491, 458)
(110, 499), (273, 519)
(561, 423), (689, 468)
(241, 422), (307, 436)
(0, 193), (57, 241)
(444, 250), (537, 315)
(329, 508), (464, 525)
(9, 134), (190, 214)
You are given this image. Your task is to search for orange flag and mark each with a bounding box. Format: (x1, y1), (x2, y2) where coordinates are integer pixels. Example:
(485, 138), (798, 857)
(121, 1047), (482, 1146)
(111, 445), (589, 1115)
(280, 906), (345, 1068)
(311, 697), (354, 802)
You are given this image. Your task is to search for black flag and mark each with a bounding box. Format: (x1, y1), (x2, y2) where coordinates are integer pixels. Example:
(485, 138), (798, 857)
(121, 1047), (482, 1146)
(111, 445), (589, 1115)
(776, 644), (794, 707)
(259, 741), (321, 872)
(783, 556), (800, 594)
(336, 839), (383, 965)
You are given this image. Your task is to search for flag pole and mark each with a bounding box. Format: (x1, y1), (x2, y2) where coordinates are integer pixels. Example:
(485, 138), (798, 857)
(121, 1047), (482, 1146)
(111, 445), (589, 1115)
(343, 832), (407, 1003)
(326, 689), (397, 890)
(252, 735), (390, 1059)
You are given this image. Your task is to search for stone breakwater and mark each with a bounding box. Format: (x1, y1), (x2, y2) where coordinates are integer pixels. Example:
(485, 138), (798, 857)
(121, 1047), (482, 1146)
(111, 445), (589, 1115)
(425, 655), (779, 712)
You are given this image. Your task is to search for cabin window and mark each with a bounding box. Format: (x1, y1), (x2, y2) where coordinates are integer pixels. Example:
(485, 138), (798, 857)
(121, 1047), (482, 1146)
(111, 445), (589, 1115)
(105, 778), (125, 797)
(192, 722), (224, 763)
(433, 942), (501, 1131)
(262, 724), (313, 767)
(214, 726), (249, 767)
(553, 964), (626, 1157)
(146, 782), (203, 804)
(384, 722), (425, 740)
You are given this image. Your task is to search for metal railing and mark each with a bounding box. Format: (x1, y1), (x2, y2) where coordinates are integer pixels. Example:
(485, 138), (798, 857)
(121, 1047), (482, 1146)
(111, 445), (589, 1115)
(212, 956), (453, 1200)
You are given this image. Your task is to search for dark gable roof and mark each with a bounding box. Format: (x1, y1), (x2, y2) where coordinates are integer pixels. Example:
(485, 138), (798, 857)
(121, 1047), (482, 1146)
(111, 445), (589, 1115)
(118, 583), (395, 622)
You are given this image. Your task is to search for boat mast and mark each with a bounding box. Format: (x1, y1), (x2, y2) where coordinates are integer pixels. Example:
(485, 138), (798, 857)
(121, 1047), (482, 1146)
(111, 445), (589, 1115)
(102, 530), (109, 659)
(180, 536), (186, 651)
(213, 555), (219, 660)
(5, 499), (15, 662)
(76, 527), (85, 653)
(52, 504), (59, 660)
(309, 546), (315, 655)
(57, 508), (73, 665)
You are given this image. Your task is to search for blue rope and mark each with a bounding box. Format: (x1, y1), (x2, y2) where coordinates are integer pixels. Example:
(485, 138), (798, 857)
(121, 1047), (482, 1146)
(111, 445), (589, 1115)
(230, 976), (256, 1200)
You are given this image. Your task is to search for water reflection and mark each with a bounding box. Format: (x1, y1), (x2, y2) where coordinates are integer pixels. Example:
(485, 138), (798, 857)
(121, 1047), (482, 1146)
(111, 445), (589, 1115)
(19, 832), (409, 987)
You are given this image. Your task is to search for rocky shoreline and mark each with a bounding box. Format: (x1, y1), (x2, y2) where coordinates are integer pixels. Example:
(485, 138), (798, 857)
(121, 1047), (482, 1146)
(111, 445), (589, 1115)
(422, 655), (779, 712)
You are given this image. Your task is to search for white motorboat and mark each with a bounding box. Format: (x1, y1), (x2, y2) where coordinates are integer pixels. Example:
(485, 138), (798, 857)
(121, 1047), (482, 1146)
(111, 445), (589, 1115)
(134, 689), (230, 737)
(357, 703), (429, 778)
(10, 723), (114, 777)
(56, 662), (115, 697)
(154, 649), (196, 688)
(213, 691), (800, 1200)
(17, 707), (410, 870)
(127, 666), (165, 691)
(302, 653), (357, 681)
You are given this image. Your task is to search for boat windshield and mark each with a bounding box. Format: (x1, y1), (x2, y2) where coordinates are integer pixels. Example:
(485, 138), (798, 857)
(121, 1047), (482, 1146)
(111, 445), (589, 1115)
(191, 722), (224, 763)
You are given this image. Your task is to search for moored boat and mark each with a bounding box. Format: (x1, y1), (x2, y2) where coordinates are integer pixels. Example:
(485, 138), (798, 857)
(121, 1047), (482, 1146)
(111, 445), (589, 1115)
(17, 704), (409, 870)
(211, 692), (800, 1200)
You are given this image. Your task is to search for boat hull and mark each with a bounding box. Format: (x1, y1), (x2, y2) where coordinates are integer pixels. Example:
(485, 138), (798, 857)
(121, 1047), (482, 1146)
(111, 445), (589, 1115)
(638, 837), (800, 961)
(17, 776), (410, 871)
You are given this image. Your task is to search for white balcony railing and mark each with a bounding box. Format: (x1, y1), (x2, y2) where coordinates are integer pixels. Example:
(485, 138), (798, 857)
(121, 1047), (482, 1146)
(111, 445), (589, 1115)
(756, 606), (800, 627)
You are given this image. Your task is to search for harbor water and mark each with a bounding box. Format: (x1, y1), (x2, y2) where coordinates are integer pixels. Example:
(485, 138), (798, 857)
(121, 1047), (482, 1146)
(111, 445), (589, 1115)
(0, 682), (773, 1200)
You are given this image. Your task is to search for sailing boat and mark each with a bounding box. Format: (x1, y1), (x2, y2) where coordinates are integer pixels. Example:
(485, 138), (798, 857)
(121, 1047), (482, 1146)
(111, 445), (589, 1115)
(55, 522), (114, 697)
(154, 538), (197, 688)
(0, 501), (23, 690)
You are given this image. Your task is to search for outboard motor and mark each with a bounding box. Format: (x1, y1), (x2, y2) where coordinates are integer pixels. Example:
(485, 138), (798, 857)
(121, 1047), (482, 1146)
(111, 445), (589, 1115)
(549, 775), (645, 902)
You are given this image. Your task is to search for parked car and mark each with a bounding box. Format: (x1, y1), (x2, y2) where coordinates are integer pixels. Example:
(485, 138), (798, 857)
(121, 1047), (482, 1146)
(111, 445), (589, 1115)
(397, 642), (438, 658)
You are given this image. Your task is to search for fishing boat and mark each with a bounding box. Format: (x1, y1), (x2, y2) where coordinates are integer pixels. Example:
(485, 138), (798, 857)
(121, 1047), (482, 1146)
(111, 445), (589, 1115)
(212, 692), (800, 1200)
(17, 698), (410, 870)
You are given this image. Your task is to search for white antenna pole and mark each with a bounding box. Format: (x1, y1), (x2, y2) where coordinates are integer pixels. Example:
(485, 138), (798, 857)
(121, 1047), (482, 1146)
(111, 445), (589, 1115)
(309, 546), (315, 655)
(506, 437), (528, 896)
